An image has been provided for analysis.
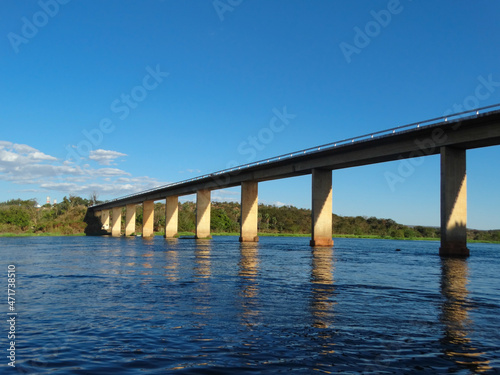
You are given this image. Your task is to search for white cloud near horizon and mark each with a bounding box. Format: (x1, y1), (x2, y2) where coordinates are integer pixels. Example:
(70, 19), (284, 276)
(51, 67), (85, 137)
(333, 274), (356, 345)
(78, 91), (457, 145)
(211, 189), (239, 203)
(260, 200), (286, 207)
(0, 141), (163, 199)
(89, 149), (127, 166)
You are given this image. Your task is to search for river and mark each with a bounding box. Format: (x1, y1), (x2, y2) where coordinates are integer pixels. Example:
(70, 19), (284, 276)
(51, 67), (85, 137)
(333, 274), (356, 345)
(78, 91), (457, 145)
(1, 236), (499, 374)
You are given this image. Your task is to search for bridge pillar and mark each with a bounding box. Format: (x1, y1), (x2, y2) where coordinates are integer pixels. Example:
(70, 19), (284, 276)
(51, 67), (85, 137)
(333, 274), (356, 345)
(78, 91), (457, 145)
(143, 200), (155, 238)
(196, 189), (212, 239)
(125, 204), (136, 236)
(240, 181), (259, 242)
(440, 147), (469, 257)
(310, 169), (334, 247)
(165, 196), (179, 238)
(93, 210), (102, 226)
(101, 210), (110, 232)
(111, 207), (122, 237)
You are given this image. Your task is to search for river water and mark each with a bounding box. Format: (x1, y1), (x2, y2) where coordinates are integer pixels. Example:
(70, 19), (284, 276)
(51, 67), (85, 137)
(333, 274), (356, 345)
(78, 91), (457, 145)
(0, 236), (499, 374)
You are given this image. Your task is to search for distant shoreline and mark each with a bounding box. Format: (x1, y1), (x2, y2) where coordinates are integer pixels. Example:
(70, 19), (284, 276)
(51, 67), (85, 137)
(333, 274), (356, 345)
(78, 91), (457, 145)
(1, 231), (499, 244)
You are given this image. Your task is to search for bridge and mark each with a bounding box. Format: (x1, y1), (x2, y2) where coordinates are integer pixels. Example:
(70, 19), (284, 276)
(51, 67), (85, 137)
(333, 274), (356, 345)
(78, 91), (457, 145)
(87, 104), (500, 257)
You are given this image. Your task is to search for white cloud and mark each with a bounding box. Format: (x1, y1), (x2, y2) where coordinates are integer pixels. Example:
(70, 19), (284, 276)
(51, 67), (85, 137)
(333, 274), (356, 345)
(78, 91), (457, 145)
(90, 168), (130, 177)
(39, 179), (158, 196)
(31, 151), (58, 161)
(0, 142), (57, 165)
(0, 149), (19, 163)
(211, 189), (239, 203)
(0, 141), (13, 149)
(115, 176), (164, 185)
(13, 144), (38, 153)
(89, 149), (127, 166)
(0, 141), (163, 199)
(260, 200), (286, 207)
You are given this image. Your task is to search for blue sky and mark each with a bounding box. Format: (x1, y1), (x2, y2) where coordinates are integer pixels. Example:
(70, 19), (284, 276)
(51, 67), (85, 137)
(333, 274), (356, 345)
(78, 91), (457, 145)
(1, 0), (499, 229)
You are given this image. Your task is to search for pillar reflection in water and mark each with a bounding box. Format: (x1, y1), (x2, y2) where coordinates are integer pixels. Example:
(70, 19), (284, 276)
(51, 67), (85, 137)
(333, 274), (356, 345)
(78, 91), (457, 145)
(163, 239), (179, 282)
(140, 241), (154, 276)
(194, 240), (212, 317)
(310, 247), (336, 357)
(238, 242), (260, 327)
(311, 247), (336, 329)
(194, 240), (212, 279)
(440, 257), (491, 372)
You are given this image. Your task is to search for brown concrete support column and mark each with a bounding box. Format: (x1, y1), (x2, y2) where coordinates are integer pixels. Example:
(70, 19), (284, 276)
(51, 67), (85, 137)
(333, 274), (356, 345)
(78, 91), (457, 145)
(165, 196), (179, 238)
(440, 147), (469, 256)
(125, 204), (136, 236)
(101, 210), (110, 231)
(111, 207), (122, 237)
(310, 169), (334, 247)
(196, 189), (212, 239)
(143, 200), (155, 238)
(240, 181), (259, 242)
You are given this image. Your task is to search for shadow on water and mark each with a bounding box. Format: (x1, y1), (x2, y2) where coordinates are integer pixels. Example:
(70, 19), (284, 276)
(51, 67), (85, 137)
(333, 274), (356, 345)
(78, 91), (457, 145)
(440, 257), (492, 373)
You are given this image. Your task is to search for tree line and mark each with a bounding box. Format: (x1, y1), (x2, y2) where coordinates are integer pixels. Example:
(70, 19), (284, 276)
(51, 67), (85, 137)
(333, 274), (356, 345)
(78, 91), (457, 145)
(0, 197), (93, 235)
(1, 196), (499, 242)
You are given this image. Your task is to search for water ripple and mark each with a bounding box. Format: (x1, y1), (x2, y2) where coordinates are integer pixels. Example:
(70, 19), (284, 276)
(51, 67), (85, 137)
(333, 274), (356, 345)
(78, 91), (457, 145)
(0, 236), (499, 373)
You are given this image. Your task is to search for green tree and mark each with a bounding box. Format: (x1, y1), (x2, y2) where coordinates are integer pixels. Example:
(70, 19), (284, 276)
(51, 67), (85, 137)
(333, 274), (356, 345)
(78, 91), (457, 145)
(211, 208), (235, 232)
(0, 206), (31, 229)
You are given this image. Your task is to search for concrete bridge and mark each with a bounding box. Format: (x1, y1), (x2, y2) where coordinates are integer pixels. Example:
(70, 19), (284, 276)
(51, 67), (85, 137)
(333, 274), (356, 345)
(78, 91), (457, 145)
(88, 104), (500, 257)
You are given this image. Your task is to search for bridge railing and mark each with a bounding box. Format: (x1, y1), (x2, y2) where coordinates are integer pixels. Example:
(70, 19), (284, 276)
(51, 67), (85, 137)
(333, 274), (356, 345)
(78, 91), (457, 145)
(90, 103), (500, 208)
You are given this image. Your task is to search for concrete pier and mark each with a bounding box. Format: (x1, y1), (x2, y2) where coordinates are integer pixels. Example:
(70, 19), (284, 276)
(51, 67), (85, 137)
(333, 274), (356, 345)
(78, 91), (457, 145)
(310, 169), (334, 247)
(196, 189), (212, 239)
(94, 210), (102, 226)
(143, 200), (155, 238)
(440, 147), (469, 257)
(240, 181), (259, 242)
(165, 196), (179, 238)
(125, 204), (136, 236)
(111, 207), (122, 237)
(101, 210), (110, 231)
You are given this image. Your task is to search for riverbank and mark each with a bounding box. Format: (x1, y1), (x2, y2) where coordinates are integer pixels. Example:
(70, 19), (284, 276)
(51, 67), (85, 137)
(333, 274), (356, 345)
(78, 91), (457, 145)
(0, 232), (86, 237)
(2, 198), (499, 243)
(174, 232), (500, 244)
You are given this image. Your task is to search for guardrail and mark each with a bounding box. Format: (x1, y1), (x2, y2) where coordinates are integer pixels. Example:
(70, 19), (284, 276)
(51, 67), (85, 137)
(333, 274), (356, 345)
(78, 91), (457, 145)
(90, 103), (500, 208)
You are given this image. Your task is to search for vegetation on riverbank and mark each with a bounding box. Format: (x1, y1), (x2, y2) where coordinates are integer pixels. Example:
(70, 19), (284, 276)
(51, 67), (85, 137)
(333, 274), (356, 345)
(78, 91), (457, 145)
(0, 197), (90, 236)
(1, 197), (500, 243)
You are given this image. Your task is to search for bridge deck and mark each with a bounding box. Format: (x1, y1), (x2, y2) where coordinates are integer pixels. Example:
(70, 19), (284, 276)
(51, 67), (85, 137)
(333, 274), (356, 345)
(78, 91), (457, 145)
(90, 106), (500, 211)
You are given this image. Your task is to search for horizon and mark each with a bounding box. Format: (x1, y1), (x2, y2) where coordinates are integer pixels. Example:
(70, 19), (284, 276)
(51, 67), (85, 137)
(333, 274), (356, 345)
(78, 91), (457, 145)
(1, 1), (500, 229)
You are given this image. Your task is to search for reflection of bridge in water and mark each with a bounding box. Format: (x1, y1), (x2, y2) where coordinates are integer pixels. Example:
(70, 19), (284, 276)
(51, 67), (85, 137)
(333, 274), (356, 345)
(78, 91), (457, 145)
(193, 243), (493, 371)
(311, 247), (336, 330)
(440, 257), (492, 372)
(88, 104), (500, 256)
(97, 237), (494, 371)
(239, 242), (260, 327)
